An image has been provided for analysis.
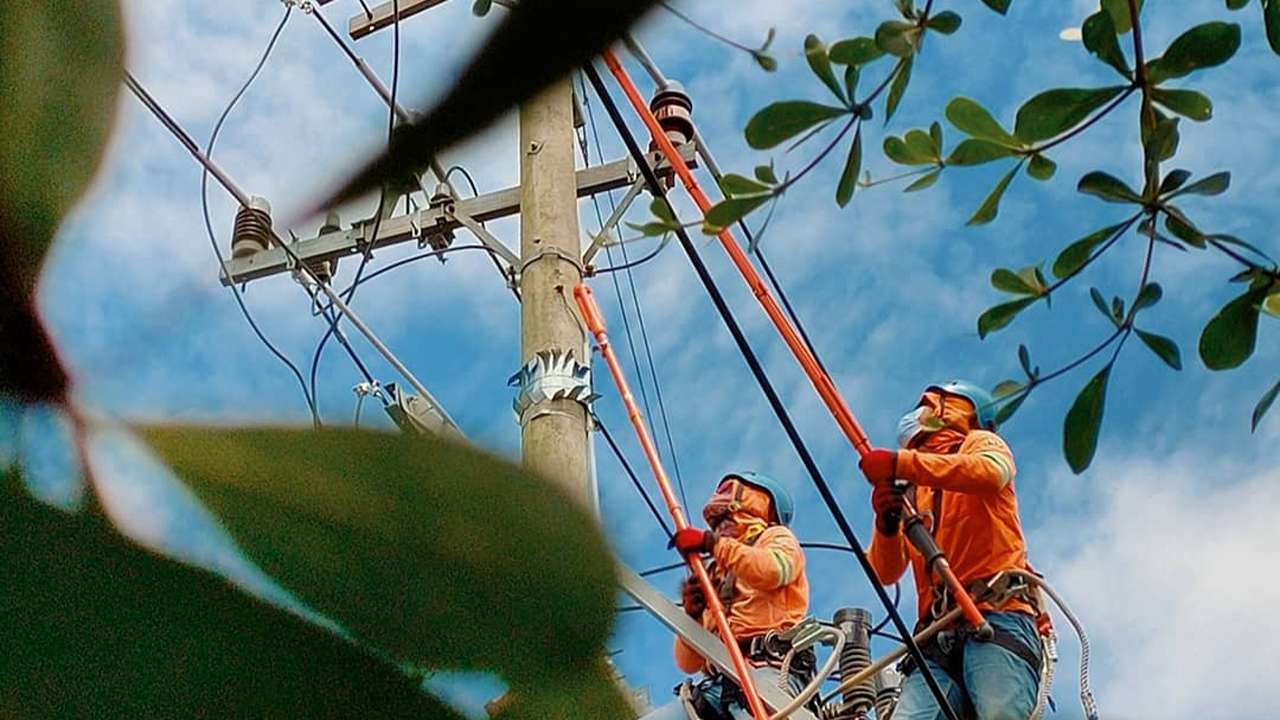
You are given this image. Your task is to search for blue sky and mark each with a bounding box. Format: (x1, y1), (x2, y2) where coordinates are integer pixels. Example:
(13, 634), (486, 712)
(16, 0), (1280, 716)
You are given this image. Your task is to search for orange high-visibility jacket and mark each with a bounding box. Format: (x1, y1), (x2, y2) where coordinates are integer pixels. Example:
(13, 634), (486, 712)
(674, 524), (809, 673)
(867, 429), (1035, 623)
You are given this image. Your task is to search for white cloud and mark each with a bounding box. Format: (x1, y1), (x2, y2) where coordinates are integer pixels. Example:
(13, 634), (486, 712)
(1037, 452), (1280, 718)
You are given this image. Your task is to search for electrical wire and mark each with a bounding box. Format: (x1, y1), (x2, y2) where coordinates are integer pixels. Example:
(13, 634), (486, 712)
(579, 72), (689, 512)
(593, 238), (669, 274)
(594, 414), (673, 539)
(194, 6), (319, 426)
(444, 165), (479, 198)
(309, 0), (402, 420)
(583, 62), (959, 720)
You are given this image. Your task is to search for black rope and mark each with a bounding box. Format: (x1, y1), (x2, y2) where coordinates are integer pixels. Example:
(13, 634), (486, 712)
(595, 415), (673, 539)
(583, 62), (959, 720)
(193, 6), (320, 426)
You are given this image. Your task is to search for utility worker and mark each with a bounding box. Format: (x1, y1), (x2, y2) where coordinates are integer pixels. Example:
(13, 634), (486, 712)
(859, 381), (1045, 720)
(641, 472), (810, 720)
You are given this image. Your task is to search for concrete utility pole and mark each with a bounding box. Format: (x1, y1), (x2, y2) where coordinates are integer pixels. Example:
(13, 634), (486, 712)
(518, 77), (593, 508)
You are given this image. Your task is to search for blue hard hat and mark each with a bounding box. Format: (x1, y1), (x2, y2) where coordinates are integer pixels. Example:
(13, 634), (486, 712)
(724, 471), (795, 526)
(925, 380), (998, 430)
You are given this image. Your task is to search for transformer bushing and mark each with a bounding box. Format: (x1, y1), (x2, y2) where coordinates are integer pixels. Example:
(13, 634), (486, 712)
(311, 210), (343, 285)
(507, 349), (597, 426)
(873, 664), (903, 720)
(649, 81), (694, 189)
(834, 607), (876, 719)
(231, 195), (273, 259)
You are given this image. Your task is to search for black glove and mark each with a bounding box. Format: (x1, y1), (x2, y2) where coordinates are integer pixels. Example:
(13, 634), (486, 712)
(680, 576), (706, 618)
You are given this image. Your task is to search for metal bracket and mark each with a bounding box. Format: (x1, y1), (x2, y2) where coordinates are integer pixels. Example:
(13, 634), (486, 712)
(581, 174), (647, 268)
(517, 245), (585, 278)
(616, 564), (818, 720)
(446, 203), (520, 267)
(507, 349), (597, 426)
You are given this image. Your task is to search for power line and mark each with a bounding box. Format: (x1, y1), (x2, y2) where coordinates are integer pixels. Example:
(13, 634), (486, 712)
(582, 62), (958, 720)
(309, 0), (403, 421)
(192, 5), (319, 426)
(579, 72), (689, 511)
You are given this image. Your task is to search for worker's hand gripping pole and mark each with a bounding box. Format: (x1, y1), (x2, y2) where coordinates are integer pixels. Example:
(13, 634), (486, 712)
(574, 285), (773, 720)
(600, 49), (991, 636)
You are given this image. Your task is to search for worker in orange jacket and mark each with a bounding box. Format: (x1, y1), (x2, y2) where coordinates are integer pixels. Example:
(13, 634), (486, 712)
(641, 472), (809, 720)
(860, 381), (1045, 720)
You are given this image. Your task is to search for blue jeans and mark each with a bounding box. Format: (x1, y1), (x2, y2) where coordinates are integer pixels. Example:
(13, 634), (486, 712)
(640, 666), (800, 720)
(895, 611), (1041, 720)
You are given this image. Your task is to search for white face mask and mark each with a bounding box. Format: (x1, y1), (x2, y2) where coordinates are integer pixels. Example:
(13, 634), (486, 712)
(897, 406), (928, 449)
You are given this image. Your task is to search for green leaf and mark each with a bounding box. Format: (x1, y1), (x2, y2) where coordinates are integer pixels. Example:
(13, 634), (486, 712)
(1027, 154), (1057, 181)
(1266, 293), (1280, 317)
(904, 128), (940, 162)
(991, 268), (1038, 295)
(843, 64), (861, 100)
(875, 20), (919, 58)
(947, 139), (1017, 166)
(1082, 11), (1132, 78)
(1159, 169), (1192, 195)
(805, 34), (847, 104)
(945, 97), (1022, 147)
(836, 127), (863, 208)
(473, 0), (493, 15)
(967, 162), (1021, 226)
(993, 380), (1023, 398)
(1199, 286), (1268, 369)
(719, 173), (770, 197)
(926, 11), (963, 35)
(1227, 0), (1251, 9)
(1091, 287), (1119, 326)
(704, 195), (771, 232)
(930, 121), (944, 151)
(1136, 329), (1183, 370)
(1152, 88), (1213, 122)
(830, 37), (885, 66)
(1077, 171), (1143, 204)
(1147, 22), (1242, 84)
(978, 296), (1038, 338)
(753, 52), (779, 72)
(1169, 171), (1231, 198)
(1253, 379), (1280, 432)
(1, 468), (458, 719)
(904, 168), (943, 192)
(884, 135), (935, 166)
(745, 101), (847, 149)
(1101, 0), (1143, 34)
(626, 221), (673, 237)
(139, 426), (626, 701)
(980, 0), (1012, 15)
(885, 57), (914, 122)
(1019, 344), (1033, 376)
(993, 391), (1028, 425)
(1206, 233), (1274, 264)
(1143, 112), (1181, 163)
(1053, 221), (1129, 278)
(1134, 281), (1163, 311)
(0, 2), (124, 297)
(1063, 365), (1112, 474)
(1163, 206), (1207, 247)
(649, 196), (678, 227)
(754, 164), (780, 185)
(1013, 86), (1127, 144)
(1266, 0), (1280, 54)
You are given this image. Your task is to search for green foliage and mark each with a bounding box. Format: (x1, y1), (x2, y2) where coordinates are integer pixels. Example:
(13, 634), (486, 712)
(837, 127), (863, 207)
(885, 57), (914, 122)
(875, 20), (919, 58)
(744, 101), (847, 149)
(946, 97), (1022, 147)
(1053, 220), (1132, 278)
(1199, 286), (1269, 369)
(980, 0), (1013, 15)
(1064, 365), (1112, 473)
(1267, 0), (1280, 55)
(947, 139), (1016, 166)
(805, 34), (847, 103)
(1101, 0), (1143, 34)
(968, 161), (1022, 226)
(1027, 154), (1057, 181)
(140, 425), (626, 711)
(1152, 88), (1214, 122)
(627, 197), (683, 237)
(1, 468), (457, 719)
(1077, 171), (1144, 204)
(829, 37), (885, 66)
(905, 168), (943, 192)
(473, 0), (493, 16)
(884, 125), (943, 165)
(1013, 86), (1128, 144)
(1167, 171), (1231, 198)
(926, 11), (963, 35)
(1146, 22), (1242, 84)
(1082, 11), (1132, 78)
(1136, 329), (1183, 369)
(1253, 378), (1280, 431)
(753, 28), (779, 72)
(978, 296), (1037, 338)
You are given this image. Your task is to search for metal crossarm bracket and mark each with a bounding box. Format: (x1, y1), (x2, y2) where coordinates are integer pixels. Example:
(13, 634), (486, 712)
(616, 564), (819, 720)
(581, 174), (646, 269)
(445, 203), (520, 267)
(222, 144), (695, 285)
